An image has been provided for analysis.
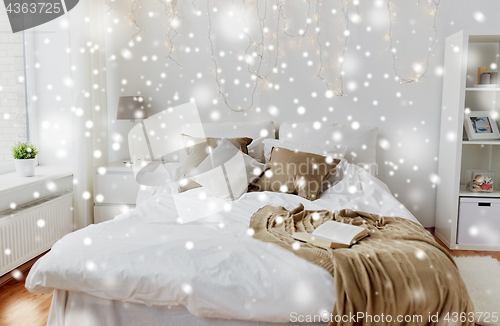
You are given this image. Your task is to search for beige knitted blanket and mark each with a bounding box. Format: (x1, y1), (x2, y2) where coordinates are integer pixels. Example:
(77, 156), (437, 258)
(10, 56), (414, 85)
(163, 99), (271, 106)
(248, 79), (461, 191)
(249, 204), (474, 326)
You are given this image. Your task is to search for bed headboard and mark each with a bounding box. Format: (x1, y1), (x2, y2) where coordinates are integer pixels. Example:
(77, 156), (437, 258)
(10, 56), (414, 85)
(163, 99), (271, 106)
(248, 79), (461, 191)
(180, 120), (276, 140)
(279, 122), (378, 173)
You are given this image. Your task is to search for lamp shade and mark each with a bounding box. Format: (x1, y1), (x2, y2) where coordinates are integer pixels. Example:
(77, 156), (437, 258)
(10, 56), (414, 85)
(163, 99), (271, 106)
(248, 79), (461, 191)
(117, 96), (148, 120)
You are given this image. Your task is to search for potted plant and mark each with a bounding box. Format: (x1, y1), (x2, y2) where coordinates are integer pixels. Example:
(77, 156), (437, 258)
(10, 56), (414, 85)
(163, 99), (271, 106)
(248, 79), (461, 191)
(11, 142), (38, 177)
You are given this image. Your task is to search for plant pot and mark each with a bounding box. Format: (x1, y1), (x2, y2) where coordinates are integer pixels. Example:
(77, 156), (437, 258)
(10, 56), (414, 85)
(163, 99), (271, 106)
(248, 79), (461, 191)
(15, 158), (36, 177)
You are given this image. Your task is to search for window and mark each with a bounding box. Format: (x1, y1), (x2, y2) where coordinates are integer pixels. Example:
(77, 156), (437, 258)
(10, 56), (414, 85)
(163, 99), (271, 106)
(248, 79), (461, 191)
(0, 6), (31, 170)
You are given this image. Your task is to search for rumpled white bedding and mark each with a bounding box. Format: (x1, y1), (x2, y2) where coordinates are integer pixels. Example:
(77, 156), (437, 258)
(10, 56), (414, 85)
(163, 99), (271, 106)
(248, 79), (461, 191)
(26, 161), (419, 323)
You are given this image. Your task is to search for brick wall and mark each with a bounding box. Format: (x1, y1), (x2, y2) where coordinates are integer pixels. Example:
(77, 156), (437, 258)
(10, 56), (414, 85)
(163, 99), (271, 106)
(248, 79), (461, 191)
(0, 4), (27, 163)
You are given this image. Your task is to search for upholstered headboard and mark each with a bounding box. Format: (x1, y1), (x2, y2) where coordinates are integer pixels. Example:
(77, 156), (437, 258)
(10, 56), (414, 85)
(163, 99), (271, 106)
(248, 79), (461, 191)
(180, 120), (275, 140)
(279, 122), (378, 174)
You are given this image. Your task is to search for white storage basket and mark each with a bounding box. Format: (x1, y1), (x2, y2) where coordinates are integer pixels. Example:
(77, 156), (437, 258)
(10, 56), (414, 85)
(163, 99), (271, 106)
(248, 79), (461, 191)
(457, 197), (500, 246)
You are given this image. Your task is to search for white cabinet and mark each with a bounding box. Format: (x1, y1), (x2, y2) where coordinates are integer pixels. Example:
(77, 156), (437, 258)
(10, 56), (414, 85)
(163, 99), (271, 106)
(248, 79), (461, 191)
(94, 205), (133, 224)
(94, 174), (139, 204)
(435, 31), (500, 251)
(93, 161), (140, 223)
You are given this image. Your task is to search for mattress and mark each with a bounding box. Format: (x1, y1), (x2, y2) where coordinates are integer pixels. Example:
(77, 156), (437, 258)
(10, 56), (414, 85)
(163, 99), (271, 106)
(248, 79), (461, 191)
(48, 290), (327, 326)
(26, 161), (419, 324)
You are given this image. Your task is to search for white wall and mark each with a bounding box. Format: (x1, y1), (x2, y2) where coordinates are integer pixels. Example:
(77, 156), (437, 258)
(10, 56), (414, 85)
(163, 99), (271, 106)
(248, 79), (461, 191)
(103, 0), (500, 227)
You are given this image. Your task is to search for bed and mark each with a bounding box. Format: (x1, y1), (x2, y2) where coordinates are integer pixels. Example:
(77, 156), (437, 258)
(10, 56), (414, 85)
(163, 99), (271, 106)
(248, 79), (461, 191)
(25, 121), (470, 325)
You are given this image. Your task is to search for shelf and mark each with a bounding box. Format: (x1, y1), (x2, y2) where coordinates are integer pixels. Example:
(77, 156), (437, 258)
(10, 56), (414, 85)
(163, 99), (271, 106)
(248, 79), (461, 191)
(463, 140), (500, 145)
(459, 185), (500, 198)
(466, 87), (500, 91)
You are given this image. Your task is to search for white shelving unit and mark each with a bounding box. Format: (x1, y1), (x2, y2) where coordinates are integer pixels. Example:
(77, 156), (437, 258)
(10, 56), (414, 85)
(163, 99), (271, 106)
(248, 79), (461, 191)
(458, 185), (500, 197)
(465, 88), (500, 92)
(435, 31), (500, 251)
(462, 140), (500, 145)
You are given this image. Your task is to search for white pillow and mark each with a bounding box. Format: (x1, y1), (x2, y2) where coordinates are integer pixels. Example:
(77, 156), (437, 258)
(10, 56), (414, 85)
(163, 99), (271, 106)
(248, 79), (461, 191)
(186, 139), (265, 200)
(279, 122), (378, 167)
(262, 139), (347, 163)
(189, 152), (244, 201)
(162, 162), (186, 181)
(247, 136), (266, 163)
(180, 121), (275, 163)
(185, 138), (262, 181)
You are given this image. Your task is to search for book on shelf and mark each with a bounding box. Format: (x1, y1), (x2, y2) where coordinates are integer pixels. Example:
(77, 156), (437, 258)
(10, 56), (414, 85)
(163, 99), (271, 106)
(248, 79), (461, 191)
(292, 220), (369, 249)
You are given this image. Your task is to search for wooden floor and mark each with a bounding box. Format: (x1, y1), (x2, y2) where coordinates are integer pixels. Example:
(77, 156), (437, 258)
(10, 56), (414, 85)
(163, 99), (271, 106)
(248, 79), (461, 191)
(434, 236), (500, 260)
(0, 253), (53, 326)
(0, 237), (498, 326)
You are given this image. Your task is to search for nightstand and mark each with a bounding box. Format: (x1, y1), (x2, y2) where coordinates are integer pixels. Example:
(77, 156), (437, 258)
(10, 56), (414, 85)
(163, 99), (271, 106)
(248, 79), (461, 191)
(93, 160), (141, 223)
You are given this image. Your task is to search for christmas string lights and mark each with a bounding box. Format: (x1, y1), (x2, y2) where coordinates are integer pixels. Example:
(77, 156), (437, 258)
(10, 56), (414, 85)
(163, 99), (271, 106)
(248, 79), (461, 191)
(159, 0), (182, 67)
(386, 0), (441, 83)
(271, 1), (282, 74)
(242, 0), (277, 81)
(125, 0), (182, 66)
(206, 0), (284, 112)
(242, 1), (283, 86)
(314, 0), (329, 90)
(353, 0), (359, 15)
(129, 0), (143, 40)
(335, 0), (350, 95)
(120, 0), (442, 111)
(279, 0), (312, 38)
(314, 0), (350, 96)
(104, 0), (114, 13)
(207, 0), (349, 112)
(206, 0), (254, 112)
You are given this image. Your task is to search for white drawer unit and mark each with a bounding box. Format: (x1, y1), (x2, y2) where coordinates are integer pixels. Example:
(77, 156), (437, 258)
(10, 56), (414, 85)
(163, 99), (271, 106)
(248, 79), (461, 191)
(93, 161), (140, 223)
(94, 205), (134, 224)
(457, 197), (500, 247)
(94, 174), (139, 204)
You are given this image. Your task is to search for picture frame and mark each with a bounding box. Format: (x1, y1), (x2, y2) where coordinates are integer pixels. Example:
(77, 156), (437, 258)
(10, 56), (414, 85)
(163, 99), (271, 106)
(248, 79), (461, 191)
(464, 111), (500, 141)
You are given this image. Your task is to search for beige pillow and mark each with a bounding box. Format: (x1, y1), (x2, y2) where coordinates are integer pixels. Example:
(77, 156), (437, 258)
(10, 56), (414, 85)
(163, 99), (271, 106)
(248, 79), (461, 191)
(252, 147), (340, 201)
(180, 134), (252, 192)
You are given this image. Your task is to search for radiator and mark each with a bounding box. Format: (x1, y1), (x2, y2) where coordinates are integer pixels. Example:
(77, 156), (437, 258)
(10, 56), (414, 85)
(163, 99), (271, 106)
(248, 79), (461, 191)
(0, 191), (73, 277)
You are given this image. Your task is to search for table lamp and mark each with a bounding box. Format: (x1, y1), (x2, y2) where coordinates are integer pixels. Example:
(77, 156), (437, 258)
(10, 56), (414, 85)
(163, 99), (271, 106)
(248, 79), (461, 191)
(117, 96), (148, 164)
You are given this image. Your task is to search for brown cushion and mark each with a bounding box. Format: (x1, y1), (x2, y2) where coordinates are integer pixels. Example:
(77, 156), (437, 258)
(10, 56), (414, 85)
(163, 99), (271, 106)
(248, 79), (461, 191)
(253, 147), (340, 201)
(179, 134), (253, 192)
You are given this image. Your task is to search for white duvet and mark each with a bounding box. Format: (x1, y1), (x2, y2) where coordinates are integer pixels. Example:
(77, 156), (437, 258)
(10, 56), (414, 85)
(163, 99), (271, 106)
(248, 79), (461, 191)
(26, 161), (420, 323)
